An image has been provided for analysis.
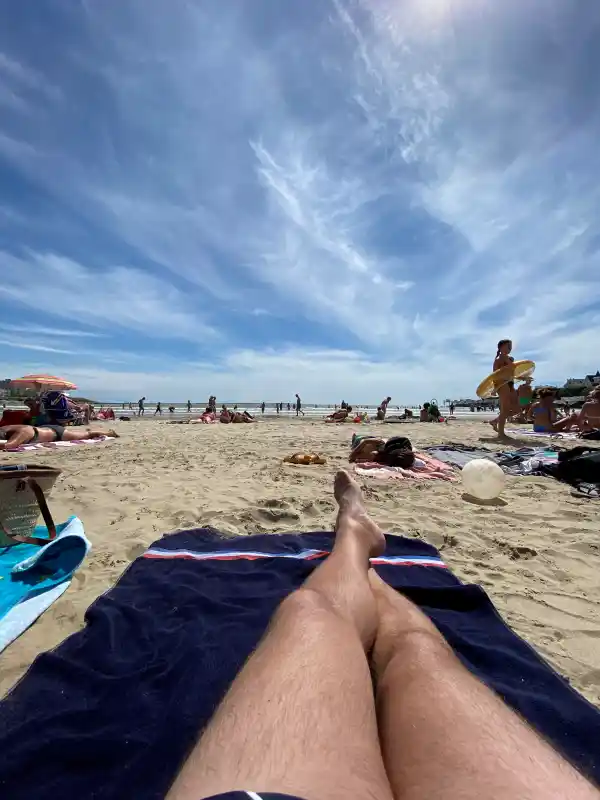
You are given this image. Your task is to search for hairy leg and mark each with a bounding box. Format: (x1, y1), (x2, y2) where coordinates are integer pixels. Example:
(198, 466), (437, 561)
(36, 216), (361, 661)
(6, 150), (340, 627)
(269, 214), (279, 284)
(369, 571), (599, 800)
(168, 471), (393, 800)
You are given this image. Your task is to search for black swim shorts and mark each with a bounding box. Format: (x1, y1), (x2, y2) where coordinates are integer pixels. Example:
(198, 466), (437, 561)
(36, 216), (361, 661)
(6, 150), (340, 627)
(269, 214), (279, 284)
(37, 424), (65, 441)
(202, 793), (306, 800)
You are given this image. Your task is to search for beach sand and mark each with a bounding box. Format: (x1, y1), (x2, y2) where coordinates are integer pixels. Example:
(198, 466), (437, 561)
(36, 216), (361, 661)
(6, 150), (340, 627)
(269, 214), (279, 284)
(1, 418), (599, 705)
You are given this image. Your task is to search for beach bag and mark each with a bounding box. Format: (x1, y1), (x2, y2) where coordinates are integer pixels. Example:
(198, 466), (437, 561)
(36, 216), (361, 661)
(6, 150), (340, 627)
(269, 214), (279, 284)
(579, 429), (600, 441)
(0, 465), (61, 546)
(554, 448), (600, 485)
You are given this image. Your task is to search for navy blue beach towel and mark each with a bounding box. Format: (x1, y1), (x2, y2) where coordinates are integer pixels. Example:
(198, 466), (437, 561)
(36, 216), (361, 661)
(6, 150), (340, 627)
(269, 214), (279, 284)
(0, 528), (599, 799)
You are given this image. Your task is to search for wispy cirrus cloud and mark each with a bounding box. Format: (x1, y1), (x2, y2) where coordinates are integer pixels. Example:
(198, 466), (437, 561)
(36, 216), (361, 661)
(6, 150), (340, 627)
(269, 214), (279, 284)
(0, 0), (599, 399)
(0, 323), (106, 338)
(0, 250), (215, 342)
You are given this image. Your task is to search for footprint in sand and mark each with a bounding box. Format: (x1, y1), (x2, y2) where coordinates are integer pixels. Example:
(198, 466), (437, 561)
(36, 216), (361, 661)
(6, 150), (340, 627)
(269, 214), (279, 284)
(126, 542), (147, 561)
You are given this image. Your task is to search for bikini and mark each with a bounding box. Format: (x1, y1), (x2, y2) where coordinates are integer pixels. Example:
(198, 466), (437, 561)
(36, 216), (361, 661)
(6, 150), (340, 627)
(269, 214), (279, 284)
(532, 407), (550, 433)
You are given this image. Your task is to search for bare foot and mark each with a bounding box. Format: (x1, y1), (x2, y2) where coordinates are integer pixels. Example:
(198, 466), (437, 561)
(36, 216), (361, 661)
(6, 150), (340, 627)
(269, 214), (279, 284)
(334, 470), (386, 558)
(369, 570), (447, 675)
(487, 419), (498, 432)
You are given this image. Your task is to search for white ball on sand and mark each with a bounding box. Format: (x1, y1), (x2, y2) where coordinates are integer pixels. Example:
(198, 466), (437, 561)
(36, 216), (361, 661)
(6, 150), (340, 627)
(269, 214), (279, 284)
(462, 459), (506, 500)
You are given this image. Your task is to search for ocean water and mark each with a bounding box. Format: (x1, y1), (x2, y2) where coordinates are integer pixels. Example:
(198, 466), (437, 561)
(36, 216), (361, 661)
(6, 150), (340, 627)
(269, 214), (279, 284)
(102, 402), (496, 420)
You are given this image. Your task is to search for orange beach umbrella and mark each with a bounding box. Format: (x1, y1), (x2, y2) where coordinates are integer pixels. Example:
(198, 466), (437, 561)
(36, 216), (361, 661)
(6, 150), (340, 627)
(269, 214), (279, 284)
(10, 374), (78, 392)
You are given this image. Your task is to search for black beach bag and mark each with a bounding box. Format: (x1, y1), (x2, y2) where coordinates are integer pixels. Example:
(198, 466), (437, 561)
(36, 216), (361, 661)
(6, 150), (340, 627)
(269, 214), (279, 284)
(553, 448), (600, 485)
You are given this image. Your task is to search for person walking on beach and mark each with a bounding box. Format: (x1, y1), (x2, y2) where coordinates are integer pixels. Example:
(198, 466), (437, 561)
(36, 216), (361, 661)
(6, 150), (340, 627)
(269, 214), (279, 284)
(489, 339), (517, 438)
(138, 397), (146, 416)
(154, 402), (162, 416)
(187, 400), (192, 413)
(449, 402), (455, 416)
(295, 393), (304, 417)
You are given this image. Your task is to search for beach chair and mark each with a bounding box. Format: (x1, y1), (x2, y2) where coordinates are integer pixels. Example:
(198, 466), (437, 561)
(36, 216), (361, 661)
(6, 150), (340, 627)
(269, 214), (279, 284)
(40, 391), (86, 426)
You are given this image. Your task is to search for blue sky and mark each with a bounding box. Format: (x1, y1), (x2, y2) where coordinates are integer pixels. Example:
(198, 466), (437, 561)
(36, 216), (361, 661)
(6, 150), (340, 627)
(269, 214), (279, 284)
(1, 0), (599, 402)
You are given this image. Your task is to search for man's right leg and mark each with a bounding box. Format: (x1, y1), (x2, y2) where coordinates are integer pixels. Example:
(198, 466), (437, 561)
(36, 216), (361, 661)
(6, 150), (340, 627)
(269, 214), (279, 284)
(167, 472), (392, 800)
(369, 571), (599, 800)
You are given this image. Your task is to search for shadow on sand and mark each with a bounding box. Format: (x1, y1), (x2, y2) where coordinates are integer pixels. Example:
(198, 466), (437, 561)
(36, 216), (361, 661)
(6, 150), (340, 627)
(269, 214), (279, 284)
(461, 493), (508, 508)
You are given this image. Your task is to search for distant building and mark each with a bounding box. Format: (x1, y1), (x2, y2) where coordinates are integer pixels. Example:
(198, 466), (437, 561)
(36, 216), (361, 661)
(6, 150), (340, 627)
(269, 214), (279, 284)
(563, 371), (600, 389)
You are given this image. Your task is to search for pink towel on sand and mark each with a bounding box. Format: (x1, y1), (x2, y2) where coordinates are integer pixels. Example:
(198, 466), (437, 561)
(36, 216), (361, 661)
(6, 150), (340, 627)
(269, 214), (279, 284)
(354, 452), (458, 482)
(5, 437), (114, 453)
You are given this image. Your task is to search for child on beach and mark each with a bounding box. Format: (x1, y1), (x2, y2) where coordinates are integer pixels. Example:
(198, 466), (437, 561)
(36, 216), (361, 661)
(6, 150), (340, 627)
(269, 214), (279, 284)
(489, 339), (518, 437)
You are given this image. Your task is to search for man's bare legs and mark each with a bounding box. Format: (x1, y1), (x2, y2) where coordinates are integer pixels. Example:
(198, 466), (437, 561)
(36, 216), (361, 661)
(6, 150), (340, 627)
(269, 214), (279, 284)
(61, 428), (119, 441)
(369, 570), (599, 800)
(168, 471), (598, 800)
(168, 471), (393, 800)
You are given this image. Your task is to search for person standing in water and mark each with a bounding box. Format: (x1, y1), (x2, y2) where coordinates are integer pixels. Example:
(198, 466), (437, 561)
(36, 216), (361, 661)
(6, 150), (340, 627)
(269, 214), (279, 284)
(154, 402), (162, 416)
(489, 339), (517, 438)
(295, 393), (304, 417)
(138, 397), (146, 416)
(376, 396), (392, 421)
(261, 402), (266, 414)
(187, 400), (192, 413)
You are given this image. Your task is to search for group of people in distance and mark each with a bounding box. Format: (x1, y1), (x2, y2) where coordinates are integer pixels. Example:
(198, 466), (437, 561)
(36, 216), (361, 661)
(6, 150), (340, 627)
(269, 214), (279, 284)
(490, 339), (600, 437)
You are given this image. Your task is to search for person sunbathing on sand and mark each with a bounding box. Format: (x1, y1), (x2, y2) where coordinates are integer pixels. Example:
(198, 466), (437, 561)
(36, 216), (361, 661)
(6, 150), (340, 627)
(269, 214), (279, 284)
(349, 435), (415, 468)
(577, 387), (600, 432)
(220, 407), (255, 424)
(326, 406), (352, 422)
(349, 436), (385, 462)
(0, 424), (119, 450)
(531, 389), (580, 434)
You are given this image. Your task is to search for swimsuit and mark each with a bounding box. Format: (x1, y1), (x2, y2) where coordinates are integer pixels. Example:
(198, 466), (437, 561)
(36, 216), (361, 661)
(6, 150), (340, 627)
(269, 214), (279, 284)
(519, 397), (532, 407)
(33, 424), (65, 442)
(203, 793), (305, 800)
(532, 407), (550, 433)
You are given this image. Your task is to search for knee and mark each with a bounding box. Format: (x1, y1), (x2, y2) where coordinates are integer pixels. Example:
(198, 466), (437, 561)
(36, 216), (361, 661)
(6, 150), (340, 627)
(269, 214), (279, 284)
(381, 629), (453, 686)
(275, 588), (336, 629)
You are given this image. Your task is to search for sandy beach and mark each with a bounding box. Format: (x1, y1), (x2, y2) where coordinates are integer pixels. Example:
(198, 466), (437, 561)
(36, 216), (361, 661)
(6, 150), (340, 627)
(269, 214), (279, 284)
(1, 417), (599, 706)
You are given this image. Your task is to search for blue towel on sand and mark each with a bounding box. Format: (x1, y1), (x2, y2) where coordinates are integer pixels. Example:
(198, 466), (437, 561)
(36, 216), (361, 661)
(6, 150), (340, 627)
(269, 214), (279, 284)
(0, 517), (89, 653)
(0, 528), (598, 799)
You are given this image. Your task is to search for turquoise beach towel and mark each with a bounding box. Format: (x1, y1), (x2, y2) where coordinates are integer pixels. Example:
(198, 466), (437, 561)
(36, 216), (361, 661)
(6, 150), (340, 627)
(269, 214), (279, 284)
(0, 516), (90, 653)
